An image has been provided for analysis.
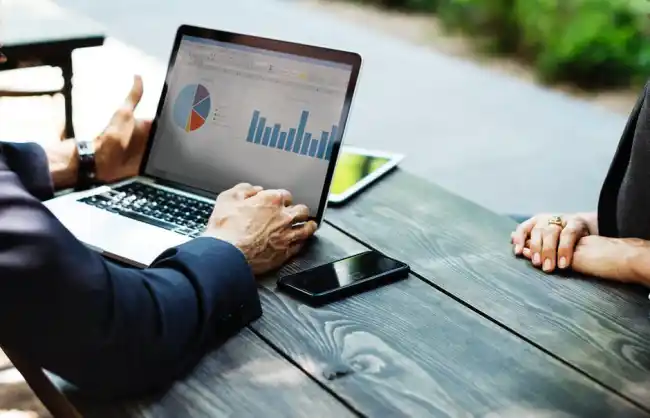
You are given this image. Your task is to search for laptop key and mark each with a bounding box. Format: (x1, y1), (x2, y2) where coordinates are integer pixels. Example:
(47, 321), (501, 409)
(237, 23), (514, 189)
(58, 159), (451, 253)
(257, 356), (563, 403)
(174, 227), (194, 236)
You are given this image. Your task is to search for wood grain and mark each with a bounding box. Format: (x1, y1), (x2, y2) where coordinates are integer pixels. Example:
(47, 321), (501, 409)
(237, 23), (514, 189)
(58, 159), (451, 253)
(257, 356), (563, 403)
(56, 328), (354, 418)
(251, 224), (649, 417)
(325, 169), (650, 410)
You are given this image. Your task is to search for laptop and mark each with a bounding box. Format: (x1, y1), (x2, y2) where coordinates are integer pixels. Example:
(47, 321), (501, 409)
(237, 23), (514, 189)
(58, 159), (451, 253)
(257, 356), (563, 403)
(44, 25), (362, 268)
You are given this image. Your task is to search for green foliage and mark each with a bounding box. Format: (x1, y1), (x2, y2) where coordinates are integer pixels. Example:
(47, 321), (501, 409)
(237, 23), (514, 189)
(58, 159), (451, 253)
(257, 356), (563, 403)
(353, 0), (650, 88)
(514, 0), (650, 87)
(353, 0), (439, 12)
(435, 0), (519, 53)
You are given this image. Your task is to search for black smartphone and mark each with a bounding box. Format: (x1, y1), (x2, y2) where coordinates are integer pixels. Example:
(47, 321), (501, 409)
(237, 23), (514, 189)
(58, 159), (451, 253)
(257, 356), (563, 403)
(277, 251), (409, 305)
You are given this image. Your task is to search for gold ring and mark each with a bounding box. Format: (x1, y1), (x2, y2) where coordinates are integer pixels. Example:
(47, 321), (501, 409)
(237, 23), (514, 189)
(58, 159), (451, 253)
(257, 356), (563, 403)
(548, 215), (563, 228)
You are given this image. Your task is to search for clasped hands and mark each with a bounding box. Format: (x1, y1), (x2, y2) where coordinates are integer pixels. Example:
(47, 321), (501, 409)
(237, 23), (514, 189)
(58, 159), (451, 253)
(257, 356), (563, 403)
(510, 213), (649, 285)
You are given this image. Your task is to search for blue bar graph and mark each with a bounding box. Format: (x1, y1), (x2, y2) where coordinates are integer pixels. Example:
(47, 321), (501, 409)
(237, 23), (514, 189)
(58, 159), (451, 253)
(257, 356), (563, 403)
(309, 138), (318, 157)
(254, 117), (266, 144)
(245, 109), (337, 161)
(317, 132), (329, 158)
(247, 111), (260, 142)
(300, 133), (311, 155)
(285, 128), (296, 151)
(292, 135), (302, 153)
(326, 125), (338, 160)
(278, 132), (287, 149)
(270, 124), (281, 148)
(262, 127), (271, 146)
(296, 111), (309, 147)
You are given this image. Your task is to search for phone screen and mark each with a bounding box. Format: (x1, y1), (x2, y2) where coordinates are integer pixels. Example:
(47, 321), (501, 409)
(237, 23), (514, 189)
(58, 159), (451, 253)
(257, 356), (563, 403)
(282, 251), (405, 295)
(329, 151), (392, 196)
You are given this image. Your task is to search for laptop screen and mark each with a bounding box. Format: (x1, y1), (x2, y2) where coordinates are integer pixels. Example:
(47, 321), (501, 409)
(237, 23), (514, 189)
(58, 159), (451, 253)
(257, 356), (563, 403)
(145, 35), (355, 216)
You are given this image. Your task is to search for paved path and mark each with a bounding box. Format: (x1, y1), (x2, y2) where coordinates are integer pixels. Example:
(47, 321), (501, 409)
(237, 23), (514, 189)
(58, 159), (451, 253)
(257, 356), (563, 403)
(52, 0), (631, 215)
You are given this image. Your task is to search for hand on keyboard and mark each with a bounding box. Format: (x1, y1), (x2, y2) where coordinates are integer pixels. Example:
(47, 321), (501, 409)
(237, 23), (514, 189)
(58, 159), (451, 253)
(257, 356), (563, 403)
(203, 183), (317, 275)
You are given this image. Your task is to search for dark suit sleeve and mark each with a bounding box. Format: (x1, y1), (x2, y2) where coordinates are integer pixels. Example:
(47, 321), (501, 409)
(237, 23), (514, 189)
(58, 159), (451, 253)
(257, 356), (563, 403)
(0, 142), (262, 398)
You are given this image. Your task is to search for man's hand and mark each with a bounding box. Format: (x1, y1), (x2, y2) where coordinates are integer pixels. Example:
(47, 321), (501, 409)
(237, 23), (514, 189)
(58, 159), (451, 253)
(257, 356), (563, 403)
(94, 75), (152, 183)
(46, 75), (151, 190)
(203, 183), (318, 275)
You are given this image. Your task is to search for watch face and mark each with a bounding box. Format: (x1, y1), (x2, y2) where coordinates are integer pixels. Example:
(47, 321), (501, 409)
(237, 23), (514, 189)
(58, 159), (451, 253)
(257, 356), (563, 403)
(78, 140), (95, 156)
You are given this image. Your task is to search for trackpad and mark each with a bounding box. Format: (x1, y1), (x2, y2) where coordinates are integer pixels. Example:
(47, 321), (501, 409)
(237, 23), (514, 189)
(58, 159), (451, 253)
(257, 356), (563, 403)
(48, 201), (189, 267)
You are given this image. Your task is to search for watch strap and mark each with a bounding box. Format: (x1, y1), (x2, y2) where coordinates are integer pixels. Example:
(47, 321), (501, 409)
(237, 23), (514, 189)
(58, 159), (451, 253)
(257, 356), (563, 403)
(75, 140), (97, 190)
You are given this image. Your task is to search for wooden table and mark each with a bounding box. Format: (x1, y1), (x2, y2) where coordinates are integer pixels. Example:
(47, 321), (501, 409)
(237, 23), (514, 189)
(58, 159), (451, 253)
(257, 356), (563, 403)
(0, 0), (105, 139)
(17, 169), (644, 417)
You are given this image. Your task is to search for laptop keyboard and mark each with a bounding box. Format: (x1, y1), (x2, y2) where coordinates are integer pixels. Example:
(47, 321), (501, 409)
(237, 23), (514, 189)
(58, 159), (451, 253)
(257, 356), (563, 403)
(79, 182), (213, 237)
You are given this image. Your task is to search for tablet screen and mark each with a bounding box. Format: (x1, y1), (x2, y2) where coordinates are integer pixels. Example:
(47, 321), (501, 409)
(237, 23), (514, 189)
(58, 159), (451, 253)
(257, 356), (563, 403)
(329, 151), (392, 197)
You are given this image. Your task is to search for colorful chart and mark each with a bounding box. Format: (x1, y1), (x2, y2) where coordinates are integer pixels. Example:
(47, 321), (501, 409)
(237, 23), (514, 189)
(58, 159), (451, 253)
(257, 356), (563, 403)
(173, 84), (211, 132)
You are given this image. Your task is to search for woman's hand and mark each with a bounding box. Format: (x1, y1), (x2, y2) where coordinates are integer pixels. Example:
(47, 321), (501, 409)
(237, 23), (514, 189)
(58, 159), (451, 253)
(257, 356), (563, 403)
(511, 213), (597, 273)
(519, 235), (650, 285)
(570, 236), (648, 283)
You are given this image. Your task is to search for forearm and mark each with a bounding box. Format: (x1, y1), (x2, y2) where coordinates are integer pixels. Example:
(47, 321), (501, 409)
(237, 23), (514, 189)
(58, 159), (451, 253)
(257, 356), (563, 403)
(2, 230), (261, 397)
(43, 139), (78, 190)
(0, 156), (261, 396)
(626, 239), (650, 286)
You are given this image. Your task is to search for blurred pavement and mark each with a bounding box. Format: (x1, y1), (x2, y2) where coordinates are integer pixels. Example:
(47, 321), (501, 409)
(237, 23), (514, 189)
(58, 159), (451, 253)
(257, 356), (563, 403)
(51, 0), (631, 216)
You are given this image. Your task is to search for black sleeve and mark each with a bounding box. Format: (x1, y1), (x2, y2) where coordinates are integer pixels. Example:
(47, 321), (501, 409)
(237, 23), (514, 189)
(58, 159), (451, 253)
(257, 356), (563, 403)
(0, 141), (261, 397)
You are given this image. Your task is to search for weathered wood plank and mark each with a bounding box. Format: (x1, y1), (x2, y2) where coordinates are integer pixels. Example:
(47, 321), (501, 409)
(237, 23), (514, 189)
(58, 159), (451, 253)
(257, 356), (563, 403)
(326, 169), (650, 410)
(57, 328), (355, 418)
(251, 224), (649, 417)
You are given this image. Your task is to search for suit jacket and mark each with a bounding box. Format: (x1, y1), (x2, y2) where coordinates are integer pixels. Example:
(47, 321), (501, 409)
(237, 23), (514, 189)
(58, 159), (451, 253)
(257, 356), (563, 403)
(0, 141), (262, 398)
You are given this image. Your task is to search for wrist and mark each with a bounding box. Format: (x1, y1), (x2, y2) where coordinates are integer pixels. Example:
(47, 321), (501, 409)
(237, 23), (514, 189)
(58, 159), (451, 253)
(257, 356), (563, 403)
(624, 239), (650, 286)
(45, 139), (79, 190)
(75, 137), (99, 189)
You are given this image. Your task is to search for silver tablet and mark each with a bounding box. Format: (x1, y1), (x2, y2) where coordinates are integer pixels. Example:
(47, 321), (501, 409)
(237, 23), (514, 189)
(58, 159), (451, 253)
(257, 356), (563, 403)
(328, 146), (404, 204)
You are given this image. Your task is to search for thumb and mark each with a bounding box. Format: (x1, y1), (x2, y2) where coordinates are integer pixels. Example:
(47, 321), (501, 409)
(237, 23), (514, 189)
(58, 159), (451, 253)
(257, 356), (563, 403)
(124, 75), (144, 111)
(111, 75), (144, 125)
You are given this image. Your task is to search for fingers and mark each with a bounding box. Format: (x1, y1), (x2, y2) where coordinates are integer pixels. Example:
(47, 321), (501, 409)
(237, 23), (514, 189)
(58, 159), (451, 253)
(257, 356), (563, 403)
(236, 184), (263, 199)
(256, 189), (293, 206)
(287, 220), (318, 243)
(528, 226), (543, 267)
(557, 223), (582, 269)
(512, 218), (535, 255)
(124, 75), (144, 112)
(285, 223), (318, 258)
(287, 240), (306, 259)
(285, 204), (310, 224)
(103, 75), (144, 139)
(540, 225), (562, 272)
(223, 183), (263, 200)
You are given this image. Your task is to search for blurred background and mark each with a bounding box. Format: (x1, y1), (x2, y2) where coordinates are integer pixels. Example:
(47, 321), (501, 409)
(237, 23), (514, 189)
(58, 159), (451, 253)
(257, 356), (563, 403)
(0, 0), (648, 415)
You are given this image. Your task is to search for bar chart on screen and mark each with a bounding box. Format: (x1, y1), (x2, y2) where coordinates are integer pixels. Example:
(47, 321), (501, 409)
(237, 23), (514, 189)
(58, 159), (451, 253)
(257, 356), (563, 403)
(245, 109), (338, 161)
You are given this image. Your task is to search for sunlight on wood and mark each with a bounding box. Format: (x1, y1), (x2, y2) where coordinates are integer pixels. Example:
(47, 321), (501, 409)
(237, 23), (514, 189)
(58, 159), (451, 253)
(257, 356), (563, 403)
(0, 411), (39, 418)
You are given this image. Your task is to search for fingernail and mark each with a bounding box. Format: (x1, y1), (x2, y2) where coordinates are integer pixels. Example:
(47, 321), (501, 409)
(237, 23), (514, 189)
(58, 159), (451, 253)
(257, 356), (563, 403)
(558, 257), (567, 269)
(514, 245), (521, 254)
(533, 253), (541, 265)
(543, 259), (551, 271)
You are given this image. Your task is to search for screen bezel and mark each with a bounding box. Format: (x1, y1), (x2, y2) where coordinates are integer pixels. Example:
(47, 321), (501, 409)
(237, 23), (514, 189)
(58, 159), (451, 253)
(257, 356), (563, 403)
(139, 24), (363, 224)
(327, 146), (404, 204)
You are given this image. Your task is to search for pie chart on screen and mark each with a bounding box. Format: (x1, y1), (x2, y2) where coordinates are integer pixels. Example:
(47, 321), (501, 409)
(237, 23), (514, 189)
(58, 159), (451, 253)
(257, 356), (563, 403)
(173, 84), (211, 132)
